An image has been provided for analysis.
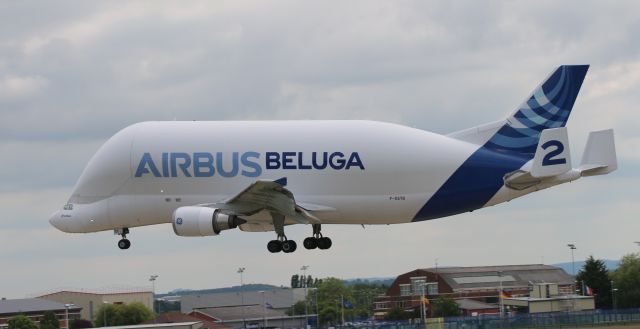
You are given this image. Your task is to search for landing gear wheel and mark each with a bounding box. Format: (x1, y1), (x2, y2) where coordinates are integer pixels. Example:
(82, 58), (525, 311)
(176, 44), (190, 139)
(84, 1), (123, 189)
(303, 237), (318, 250)
(282, 240), (297, 253)
(118, 239), (131, 250)
(267, 240), (282, 253)
(317, 237), (332, 250)
(115, 228), (131, 250)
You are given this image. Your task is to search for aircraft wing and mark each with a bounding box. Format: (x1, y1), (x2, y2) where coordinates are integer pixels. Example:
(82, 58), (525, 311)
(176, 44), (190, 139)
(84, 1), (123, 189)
(201, 178), (321, 224)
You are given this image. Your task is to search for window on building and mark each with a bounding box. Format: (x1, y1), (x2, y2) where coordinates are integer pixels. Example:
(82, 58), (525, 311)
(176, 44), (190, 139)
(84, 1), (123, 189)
(410, 277), (426, 296)
(426, 282), (439, 295)
(400, 284), (411, 296)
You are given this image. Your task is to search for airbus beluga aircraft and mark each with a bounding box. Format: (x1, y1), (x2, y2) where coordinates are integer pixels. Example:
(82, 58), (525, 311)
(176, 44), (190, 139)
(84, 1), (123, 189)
(49, 65), (617, 253)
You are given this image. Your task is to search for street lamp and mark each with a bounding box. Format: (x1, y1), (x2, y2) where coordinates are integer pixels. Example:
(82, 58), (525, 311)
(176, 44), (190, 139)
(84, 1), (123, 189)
(611, 280), (618, 310)
(567, 244), (577, 276)
(498, 271), (504, 318)
(634, 241), (640, 247)
(420, 283), (427, 324)
(238, 267), (246, 329)
(301, 265), (310, 329)
(309, 288), (318, 329)
(149, 275), (158, 316)
(259, 291), (267, 329)
(64, 304), (75, 329)
(103, 301), (110, 327)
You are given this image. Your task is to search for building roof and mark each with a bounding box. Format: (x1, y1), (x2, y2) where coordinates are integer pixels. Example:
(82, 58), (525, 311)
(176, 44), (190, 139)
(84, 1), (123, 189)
(0, 298), (82, 314)
(181, 288), (305, 313)
(194, 305), (289, 322)
(419, 265), (573, 292)
(39, 290), (152, 297)
(95, 322), (201, 329)
(145, 312), (230, 329)
(454, 299), (499, 311)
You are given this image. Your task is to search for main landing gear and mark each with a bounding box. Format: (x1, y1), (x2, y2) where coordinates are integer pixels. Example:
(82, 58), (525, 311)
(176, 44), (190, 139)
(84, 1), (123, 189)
(303, 224), (332, 250)
(115, 228), (131, 250)
(266, 215), (332, 253)
(267, 213), (297, 253)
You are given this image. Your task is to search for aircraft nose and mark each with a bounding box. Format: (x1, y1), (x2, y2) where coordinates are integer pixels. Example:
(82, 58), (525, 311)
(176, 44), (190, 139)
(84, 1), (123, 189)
(49, 210), (68, 232)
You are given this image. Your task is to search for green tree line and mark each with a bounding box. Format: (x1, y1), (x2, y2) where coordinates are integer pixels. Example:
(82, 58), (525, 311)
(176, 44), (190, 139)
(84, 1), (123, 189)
(575, 253), (640, 309)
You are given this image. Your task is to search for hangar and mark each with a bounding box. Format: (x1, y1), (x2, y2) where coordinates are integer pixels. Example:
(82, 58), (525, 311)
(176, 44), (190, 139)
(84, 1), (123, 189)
(373, 264), (593, 318)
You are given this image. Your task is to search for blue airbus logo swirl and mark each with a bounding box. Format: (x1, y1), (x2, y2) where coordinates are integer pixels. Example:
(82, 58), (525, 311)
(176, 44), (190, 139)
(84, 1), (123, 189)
(484, 65), (589, 154)
(413, 65), (589, 222)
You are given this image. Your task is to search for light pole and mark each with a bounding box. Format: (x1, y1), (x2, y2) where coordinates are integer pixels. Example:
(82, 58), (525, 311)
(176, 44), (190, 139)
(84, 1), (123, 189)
(420, 283), (426, 324)
(611, 280), (617, 310)
(64, 304), (75, 329)
(309, 288), (318, 329)
(567, 244), (577, 311)
(567, 244), (577, 276)
(634, 241), (640, 248)
(259, 291), (267, 329)
(301, 265), (309, 329)
(149, 275), (158, 317)
(103, 301), (110, 327)
(238, 267), (246, 329)
(498, 271), (504, 318)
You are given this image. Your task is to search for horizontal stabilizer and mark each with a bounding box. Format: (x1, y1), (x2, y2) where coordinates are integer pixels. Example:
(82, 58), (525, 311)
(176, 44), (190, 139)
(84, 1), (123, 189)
(531, 127), (571, 178)
(579, 129), (617, 176)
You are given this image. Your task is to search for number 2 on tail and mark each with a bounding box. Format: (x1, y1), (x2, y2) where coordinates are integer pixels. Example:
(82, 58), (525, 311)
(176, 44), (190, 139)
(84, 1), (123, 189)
(541, 140), (566, 166)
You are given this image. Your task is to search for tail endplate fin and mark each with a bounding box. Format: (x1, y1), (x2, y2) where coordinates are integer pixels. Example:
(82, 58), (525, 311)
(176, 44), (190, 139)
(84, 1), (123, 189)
(579, 129), (617, 176)
(531, 127), (571, 178)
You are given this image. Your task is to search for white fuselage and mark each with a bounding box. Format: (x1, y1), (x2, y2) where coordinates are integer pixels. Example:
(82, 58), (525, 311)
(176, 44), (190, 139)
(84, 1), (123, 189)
(49, 120), (481, 233)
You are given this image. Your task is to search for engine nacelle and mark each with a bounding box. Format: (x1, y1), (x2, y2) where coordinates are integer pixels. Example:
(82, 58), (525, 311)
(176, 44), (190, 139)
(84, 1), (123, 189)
(172, 206), (244, 237)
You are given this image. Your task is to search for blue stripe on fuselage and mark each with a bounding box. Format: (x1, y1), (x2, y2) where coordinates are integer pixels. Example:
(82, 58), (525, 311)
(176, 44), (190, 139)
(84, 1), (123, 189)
(412, 147), (530, 221)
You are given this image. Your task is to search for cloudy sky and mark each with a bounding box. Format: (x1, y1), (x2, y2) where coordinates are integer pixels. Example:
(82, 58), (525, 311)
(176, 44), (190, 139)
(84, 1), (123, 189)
(1, 1), (639, 298)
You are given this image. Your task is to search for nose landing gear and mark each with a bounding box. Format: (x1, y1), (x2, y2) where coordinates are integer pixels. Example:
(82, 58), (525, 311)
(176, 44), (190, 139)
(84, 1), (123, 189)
(115, 228), (131, 250)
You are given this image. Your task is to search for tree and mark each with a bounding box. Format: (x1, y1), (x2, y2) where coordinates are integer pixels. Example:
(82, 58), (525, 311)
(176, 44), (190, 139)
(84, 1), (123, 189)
(8, 315), (38, 329)
(93, 302), (154, 327)
(286, 301), (306, 316)
(306, 275), (313, 288)
(576, 255), (612, 308)
(431, 297), (459, 318)
(291, 275), (300, 288)
(39, 311), (59, 329)
(384, 306), (409, 321)
(611, 253), (640, 308)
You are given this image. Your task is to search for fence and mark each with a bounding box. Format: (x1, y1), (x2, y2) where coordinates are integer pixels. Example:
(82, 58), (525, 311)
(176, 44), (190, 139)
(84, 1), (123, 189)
(335, 308), (640, 329)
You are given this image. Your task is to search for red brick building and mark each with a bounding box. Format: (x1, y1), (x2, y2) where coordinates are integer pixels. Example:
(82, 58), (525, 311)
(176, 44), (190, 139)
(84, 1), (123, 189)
(373, 264), (574, 319)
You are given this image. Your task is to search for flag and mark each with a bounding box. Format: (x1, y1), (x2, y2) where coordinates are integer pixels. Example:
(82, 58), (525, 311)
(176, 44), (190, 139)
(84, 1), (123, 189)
(585, 286), (593, 296)
(342, 299), (354, 309)
(500, 291), (512, 299)
(265, 302), (273, 309)
(422, 296), (430, 305)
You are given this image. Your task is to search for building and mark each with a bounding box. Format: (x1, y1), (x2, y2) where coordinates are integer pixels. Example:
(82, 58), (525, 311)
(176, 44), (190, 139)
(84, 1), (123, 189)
(374, 264), (587, 319)
(0, 298), (82, 329)
(454, 299), (499, 316)
(503, 283), (595, 313)
(94, 322), (202, 329)
(38, 289), (153, 322)
(190, 305), (314, 329)
(145, 312), (230, 329)
(181, 288), (306, 313)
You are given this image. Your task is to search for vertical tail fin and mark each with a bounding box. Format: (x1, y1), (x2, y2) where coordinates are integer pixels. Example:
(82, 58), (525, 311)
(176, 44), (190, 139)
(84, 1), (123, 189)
(484, 65), (589, 155)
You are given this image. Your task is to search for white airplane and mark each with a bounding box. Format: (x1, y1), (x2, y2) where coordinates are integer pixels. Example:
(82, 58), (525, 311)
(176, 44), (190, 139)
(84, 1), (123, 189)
(49, 65), (617, 253)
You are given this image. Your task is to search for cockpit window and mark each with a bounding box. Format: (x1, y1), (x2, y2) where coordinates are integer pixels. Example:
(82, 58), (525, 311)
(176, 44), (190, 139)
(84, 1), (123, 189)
(63, 203), (74, 211)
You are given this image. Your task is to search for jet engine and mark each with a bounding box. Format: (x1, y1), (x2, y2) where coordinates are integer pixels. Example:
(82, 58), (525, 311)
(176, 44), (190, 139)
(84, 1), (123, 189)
(172, 206), (245, 237)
